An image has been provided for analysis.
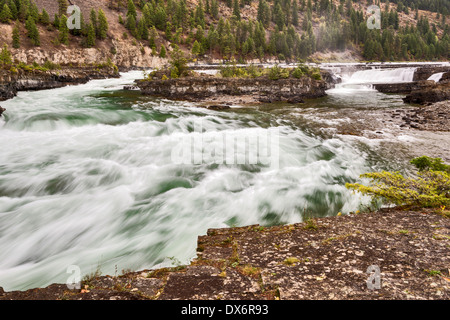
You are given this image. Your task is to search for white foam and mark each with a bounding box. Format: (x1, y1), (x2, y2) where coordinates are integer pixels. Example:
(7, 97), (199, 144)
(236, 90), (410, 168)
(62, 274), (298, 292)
(427, 72), (444, 83)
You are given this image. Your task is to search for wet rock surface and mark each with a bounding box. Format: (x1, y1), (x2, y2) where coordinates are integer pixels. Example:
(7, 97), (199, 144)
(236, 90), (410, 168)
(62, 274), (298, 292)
(1, 208), (449, 300)
(288, 98), (450, 163)
(388, 101), (450, 132)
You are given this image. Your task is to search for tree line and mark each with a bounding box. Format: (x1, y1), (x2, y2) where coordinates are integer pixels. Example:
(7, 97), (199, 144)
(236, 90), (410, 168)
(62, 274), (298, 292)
(0, 0), (109, 48)
(0, 0), (448, 62)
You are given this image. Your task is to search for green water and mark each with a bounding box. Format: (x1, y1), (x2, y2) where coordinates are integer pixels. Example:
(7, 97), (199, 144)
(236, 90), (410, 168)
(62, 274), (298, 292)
(0, 70), (410, 291)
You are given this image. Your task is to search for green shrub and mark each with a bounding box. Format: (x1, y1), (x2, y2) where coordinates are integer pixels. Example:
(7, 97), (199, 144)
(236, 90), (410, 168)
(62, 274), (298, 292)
(246, 64), (264, 78)
(170, 66), (179, 78)
(42, 60), (61, 70)
(410, 156), (450, 172)
(346, 156), (450, 208)
(291, 67), (304, 78)
(266, 64), (289, 80)
(311, 71), (322, 80)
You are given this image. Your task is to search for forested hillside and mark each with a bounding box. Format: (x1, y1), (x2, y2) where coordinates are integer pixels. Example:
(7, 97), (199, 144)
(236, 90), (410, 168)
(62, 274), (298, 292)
(0, 0), (448, 67)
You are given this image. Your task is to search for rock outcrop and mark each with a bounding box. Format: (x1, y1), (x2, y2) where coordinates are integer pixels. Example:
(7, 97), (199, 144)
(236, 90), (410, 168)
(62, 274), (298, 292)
(0, 66), (120, 101)
(135, 75), (330, 104)
(413, 66), (450, 81)
(373, 80), (435, 94)
(403, 81), (450, 105)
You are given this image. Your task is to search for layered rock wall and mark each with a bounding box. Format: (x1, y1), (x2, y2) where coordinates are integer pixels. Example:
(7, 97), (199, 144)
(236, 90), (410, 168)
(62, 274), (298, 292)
(136, 76), (329, 103)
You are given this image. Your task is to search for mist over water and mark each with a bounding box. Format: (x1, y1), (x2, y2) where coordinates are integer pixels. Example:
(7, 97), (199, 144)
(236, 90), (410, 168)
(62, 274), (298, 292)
(0, 70), (406, 291)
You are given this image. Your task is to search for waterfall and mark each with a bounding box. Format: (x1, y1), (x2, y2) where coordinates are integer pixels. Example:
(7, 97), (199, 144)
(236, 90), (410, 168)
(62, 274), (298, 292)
(344, 67), (417, 84)
(427, 72), (444, 83)
(327, 67), (417, 94)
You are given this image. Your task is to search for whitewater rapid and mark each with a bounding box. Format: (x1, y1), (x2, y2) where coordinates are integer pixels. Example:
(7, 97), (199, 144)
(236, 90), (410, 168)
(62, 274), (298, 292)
(0, 70), (391, 291)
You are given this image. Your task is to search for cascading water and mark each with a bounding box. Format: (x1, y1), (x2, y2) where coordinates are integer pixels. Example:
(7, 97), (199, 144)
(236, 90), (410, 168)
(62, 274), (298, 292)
(0, 70), (401, 291)
(427, 72), (444, 83)
(327, 67), (417, 94)
(344, 67), (416, 84)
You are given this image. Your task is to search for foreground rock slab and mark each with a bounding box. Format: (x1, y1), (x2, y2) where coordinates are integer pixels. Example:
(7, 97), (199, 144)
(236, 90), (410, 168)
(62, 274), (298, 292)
(1, 208), (449, 300)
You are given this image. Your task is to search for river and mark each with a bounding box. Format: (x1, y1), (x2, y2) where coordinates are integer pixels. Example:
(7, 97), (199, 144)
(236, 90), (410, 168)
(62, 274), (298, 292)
(0, 66), (442, 291)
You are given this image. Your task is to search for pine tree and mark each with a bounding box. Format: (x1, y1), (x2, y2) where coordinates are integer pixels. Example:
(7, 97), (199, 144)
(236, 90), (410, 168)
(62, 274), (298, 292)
(292, 0), (299, 26)
(127, 0), (137, 20)
(0, 44), (12, 65)
(18, 0), (28, 22)
(147, 27), (155, 48)
(125, 13), (136, 35)
(12, 20), (20, 48)
(97, 9), (108, 40)
(207, 27), (219, 55)
(274, 3), (285, 29)
(58, 0), (68, 17)
(154, 4), (167, 30)
(195, 1), (205, 28)
(211, 0), (219, 19)
(165, 21), (173, 41)
(86, 23), (96, 47)
(40, 8), (50, 26)
(142, 3), (152, 27)
(54, 14), (60, 28)
(159, 45), (166, 58)
(90, 9), (97, 35)
(29, 1), (39, 22)
(59, 14), (69, 45)
(233, 0), (241, 20)
(257, 0), (270, 27)
(0, 4), (13, 23)
(8, 0), (18, 20)
(25, 15), (40, 46)
(137, 17), (147, 40)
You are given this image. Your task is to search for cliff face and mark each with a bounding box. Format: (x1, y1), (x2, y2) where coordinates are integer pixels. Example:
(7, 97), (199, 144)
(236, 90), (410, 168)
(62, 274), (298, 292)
(0, 0), (169, 69)
(11, 45), (167, 69)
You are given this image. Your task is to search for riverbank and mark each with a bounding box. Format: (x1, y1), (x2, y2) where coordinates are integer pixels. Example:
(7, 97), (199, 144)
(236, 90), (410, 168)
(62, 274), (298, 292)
(1, 207), (448, 300)
(0, 64), (120, 102)
(0, 65), (448, 301)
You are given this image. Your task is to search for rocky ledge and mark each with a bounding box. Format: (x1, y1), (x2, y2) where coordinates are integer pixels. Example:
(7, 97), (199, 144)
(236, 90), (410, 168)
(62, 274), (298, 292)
(133, 71), (334, 105)
(1, 207), (448, 300)
(0, 66), (120, 102)
(374, 79), (449, 106)
(402, 81), (450, 105)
